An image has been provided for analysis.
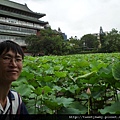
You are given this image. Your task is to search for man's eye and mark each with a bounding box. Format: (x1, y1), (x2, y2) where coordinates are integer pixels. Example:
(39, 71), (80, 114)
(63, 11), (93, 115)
(16, 58), (22, 62)
(3, 57), (11, 60)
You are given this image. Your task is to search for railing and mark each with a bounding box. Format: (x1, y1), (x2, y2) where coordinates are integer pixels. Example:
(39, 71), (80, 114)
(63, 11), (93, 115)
(0, 39), (26, 46)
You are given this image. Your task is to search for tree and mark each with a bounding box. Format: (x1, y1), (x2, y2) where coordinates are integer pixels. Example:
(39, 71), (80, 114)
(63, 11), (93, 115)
(80, 34), (98, 51)
(25, 28), (70, 56)
(100, 28), (120, 52)
(25, 35), (41, 56)
(68, 37), (82, 54)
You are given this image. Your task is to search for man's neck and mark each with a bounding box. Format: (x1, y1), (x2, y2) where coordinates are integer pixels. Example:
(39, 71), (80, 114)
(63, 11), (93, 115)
(0, 83), (11, 102)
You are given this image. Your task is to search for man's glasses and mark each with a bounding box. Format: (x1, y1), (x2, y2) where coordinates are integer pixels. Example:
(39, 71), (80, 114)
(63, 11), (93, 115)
(0, 55), (23, 64)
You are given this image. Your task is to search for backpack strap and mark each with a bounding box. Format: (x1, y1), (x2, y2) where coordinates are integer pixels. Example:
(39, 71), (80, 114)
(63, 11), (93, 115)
(9, 90), (22, 114)
(16, 93), (21, 114)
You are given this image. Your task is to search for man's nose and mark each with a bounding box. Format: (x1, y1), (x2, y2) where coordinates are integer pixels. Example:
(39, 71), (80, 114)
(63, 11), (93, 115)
(9, 58), (17, 66)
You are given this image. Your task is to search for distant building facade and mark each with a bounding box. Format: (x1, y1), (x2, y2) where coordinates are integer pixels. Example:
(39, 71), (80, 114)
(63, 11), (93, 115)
(0, 0), (48, 52)
(57, 27), (67, 40)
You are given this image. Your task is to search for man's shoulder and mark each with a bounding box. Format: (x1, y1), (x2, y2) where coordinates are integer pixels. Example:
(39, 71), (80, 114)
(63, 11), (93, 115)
(9, 90), (29, 114)
(10, 90), (19, 94)
(9, 90), (22, 101)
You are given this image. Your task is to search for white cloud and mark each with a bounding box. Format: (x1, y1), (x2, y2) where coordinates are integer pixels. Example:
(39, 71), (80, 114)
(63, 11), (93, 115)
(11, 0), (120, 39)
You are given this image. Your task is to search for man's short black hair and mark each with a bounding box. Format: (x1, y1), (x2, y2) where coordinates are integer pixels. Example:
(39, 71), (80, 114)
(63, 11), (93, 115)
(0, 40), (24, 59)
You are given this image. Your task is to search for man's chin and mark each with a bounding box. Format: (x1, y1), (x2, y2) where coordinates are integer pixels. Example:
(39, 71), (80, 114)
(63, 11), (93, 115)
(8, 77), (18, 82)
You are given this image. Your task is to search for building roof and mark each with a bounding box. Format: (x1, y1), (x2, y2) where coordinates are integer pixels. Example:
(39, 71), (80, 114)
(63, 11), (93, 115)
(0, 9), (48, 25)
(0, 0), (46, 18)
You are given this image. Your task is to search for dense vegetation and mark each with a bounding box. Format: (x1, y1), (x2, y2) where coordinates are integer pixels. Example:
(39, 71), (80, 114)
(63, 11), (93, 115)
(25, 28), (120, 56)
(25, 28), (71, 56)
(12, 53), (120, 114)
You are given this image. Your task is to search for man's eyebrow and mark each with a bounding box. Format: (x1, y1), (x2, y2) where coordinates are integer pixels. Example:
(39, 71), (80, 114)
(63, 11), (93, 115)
(3, 54), (22, 58)
(3, 54), (12, 57)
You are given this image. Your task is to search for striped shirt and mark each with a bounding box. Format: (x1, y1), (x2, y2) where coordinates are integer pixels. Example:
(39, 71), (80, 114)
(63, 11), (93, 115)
(0, 90), (28, 114)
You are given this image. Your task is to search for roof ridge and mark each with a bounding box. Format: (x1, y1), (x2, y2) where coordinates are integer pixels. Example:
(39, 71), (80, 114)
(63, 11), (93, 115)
(9, 0), (33, 12)
(0, 0), (47, 18)
(0, 0), (33, 13)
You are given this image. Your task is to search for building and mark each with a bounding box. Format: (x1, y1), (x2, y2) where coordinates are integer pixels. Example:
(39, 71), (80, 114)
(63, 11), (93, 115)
(0, 0), (48, 52)
(57, 27), (67, 40)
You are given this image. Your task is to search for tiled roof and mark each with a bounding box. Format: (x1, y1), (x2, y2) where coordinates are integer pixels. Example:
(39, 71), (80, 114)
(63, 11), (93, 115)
(0, 0), (46, 17)
(0, 10), (48, 25)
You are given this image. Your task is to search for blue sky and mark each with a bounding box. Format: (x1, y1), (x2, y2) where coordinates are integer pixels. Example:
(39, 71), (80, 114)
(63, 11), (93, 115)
(11, 0), (120, 39)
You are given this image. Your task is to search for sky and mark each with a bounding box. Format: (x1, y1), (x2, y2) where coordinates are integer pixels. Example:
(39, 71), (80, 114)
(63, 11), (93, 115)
(11, 0), (120, 39)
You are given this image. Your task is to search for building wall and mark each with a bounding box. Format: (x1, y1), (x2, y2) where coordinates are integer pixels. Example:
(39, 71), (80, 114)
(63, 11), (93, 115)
(0, 1), (47, 50)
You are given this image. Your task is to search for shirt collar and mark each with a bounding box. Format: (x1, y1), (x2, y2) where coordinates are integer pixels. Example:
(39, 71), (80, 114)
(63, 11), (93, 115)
(8, 90), (15, 100)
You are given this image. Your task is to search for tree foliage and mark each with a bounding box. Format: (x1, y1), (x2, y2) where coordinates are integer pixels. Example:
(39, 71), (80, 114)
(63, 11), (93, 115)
(68, 37), (82, 54)
(25, 28), (120, 55)
(25, 28), (70, 56)
(99, 28), (120, 52)
(25, 35), (41, 56)
(80, 34), (98, 51)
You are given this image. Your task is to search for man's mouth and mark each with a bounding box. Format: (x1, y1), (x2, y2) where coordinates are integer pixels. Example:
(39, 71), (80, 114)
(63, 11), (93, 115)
(7, 70), (18, 73)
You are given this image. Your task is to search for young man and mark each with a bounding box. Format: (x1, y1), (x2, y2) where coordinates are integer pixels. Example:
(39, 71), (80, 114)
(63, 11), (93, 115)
(0, 40), (28, 115)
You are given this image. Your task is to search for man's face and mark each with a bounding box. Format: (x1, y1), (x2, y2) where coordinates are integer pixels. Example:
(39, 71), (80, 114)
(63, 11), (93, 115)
(0, 50), (23, 84)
